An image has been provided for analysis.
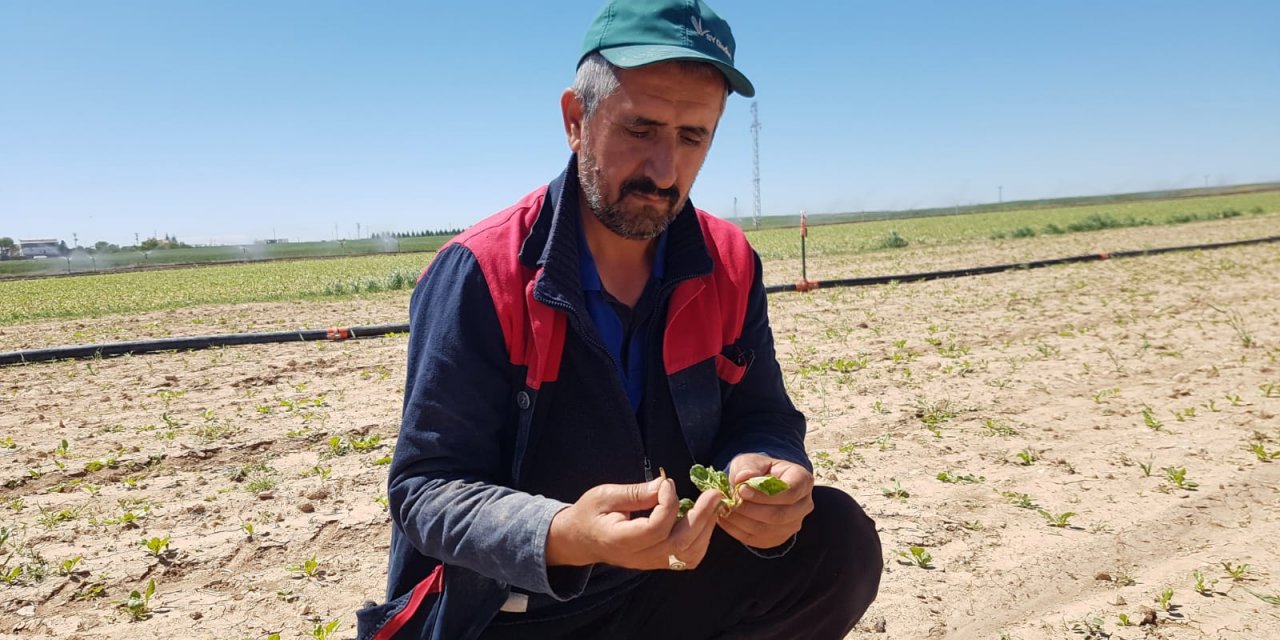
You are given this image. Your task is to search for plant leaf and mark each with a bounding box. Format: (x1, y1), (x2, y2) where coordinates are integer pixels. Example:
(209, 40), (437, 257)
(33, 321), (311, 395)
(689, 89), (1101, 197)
(742, 475), (789, 496)
(676, 498), (694, 518)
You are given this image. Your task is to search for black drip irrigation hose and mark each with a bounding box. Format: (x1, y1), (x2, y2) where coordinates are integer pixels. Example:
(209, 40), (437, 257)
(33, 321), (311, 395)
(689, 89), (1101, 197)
(3, 234), (1277, 367)
(0, 324), (409, 367)
(763, 234), (1280, 294)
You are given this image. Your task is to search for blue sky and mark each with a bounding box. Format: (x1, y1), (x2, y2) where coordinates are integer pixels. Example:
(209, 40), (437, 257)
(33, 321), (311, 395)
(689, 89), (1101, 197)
(2, 1), (1277, 246)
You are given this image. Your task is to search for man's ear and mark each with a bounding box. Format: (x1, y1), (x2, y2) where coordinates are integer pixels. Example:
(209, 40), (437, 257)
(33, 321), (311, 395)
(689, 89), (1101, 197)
(561, 88), (585, 153)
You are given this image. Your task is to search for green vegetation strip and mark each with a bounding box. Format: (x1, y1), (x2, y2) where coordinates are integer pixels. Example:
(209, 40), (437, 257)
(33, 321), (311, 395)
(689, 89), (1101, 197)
(746, 192), (1280, 260)
(0, 235), (450, 278)
(1, 191), (1276, 326)
(0, 254), (432, 325)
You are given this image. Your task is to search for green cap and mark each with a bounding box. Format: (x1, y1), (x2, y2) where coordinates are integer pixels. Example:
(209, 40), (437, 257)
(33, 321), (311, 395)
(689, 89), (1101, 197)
(579, 0), (755, 98)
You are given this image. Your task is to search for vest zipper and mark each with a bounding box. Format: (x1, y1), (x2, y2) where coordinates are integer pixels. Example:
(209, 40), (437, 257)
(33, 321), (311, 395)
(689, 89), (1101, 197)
(535, 293), (651, 480)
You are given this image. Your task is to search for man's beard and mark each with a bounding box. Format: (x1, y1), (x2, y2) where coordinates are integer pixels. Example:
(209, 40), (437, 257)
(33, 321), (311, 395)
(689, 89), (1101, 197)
(579, 149), (684, 241)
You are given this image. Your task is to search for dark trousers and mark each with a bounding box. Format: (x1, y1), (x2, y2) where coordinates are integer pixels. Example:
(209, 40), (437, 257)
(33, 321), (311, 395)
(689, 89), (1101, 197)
(480, 486), (882, 640)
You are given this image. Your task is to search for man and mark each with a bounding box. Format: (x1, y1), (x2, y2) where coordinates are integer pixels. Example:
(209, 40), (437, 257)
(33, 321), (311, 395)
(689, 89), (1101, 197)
(365, 1), (881, 638)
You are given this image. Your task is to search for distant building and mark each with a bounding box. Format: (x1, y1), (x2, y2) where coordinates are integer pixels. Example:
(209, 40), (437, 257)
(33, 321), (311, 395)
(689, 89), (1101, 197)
(18, 239), (62, 258)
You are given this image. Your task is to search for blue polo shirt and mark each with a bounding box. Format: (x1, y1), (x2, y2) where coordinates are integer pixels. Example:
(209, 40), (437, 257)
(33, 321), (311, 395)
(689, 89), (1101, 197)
(578, 226), (668, 412)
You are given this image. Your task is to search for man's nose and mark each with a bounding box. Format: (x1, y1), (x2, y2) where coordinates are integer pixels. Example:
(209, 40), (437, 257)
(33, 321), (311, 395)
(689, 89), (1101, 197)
(644, 140), (678, 190)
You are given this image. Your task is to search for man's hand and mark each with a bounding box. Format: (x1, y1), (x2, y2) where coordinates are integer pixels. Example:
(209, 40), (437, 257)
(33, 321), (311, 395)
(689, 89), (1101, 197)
(719, 453), (814, 549)
(546, 476), (723, 570)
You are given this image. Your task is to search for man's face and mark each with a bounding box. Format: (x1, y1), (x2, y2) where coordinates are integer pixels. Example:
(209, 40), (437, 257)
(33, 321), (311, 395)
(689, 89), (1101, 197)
(569, 63), (726, 240)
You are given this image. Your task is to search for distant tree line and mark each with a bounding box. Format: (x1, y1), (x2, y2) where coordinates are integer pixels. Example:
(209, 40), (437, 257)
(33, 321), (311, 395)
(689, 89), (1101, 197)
(374, 229), (464, 239)
(0, 234), (194, 258)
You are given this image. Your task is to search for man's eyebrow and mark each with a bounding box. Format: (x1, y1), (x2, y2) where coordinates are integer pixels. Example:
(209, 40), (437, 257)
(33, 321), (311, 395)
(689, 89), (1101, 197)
(623, 116), (710, 137)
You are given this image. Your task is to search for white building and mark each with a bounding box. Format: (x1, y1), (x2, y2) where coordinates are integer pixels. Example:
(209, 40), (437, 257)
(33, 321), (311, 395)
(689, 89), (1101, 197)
(17, 239), (62, 258)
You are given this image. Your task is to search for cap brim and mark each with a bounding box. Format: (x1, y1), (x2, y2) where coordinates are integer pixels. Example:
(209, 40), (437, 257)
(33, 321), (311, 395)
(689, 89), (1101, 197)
(598, 45), (755, 98)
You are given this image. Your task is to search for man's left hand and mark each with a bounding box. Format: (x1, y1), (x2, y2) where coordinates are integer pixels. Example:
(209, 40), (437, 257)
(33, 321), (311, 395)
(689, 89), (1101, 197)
(718, 453), (814, 550)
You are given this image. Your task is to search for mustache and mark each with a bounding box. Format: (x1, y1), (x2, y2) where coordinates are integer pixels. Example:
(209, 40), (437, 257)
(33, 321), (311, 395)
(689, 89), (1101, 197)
(619, 177), (680, 208)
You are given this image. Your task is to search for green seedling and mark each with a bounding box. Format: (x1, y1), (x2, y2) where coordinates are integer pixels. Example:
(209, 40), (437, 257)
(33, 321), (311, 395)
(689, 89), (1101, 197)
(119, 578), (157, 621)
(350, 434), (382, 452)
(687, 464), (789, 513)
(1091, 387), (1121, 404)
(53, 438), (71, 457)
(374, 495), (389, 510)
(141, 535), (171, 558)
(1039, 509), (1077, 528)
(1000, 491), (1036, 509)
(1220, 561), (1250, 582)
(312, 619), (341, 640)
(1141, 405), (1165, 432)
(240, 522), (255, 537)
(72, 580), (107, 601)
(374, 454), (393, 465)
(895, 546), (933, 568)
(1, 566), (22, 585)
(1226, 392), (1243, 406)
(58, 556), (84, 576)
(1157, 587), (1174, 611)
(1192, 570), (1217, 595)
(1016, 449), (1037, 466)
(1261, 382), (1278, 398)
(881, 479), (910, 500)
(1068, 615), (1107, 639)
(325, 436), (350, 457)
(1164, 466), (1199, 490)
(302, 464), (332, 482)
(1248, 442), (1279, 462)
(1137, 459), (1154, 477)
(982, 419), (1018, 436)
(1117, 613), (1133, 627)
(936, 471), (983, 484)
(1244, 588), (1280, 605)
(0, 436), (15, 448)
(288, 554), (321, 578)
(36, 505), (82, 529)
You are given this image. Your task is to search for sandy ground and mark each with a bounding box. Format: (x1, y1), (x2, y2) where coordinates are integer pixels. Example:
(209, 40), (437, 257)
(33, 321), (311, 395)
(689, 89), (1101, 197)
(1, 219), (1279, 639)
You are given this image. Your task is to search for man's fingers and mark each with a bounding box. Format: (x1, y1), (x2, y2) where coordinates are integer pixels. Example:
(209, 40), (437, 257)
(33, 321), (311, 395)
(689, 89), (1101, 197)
(727, 453), (773, 485)
(732, 496), (813, 525)
(736, 465), (814, 505)
(661, 490), (721, 568)
(590, 478), (662, 513)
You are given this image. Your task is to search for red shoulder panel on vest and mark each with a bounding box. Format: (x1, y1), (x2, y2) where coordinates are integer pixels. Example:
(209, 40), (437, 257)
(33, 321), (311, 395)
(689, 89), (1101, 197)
(663, 210), (755, 378)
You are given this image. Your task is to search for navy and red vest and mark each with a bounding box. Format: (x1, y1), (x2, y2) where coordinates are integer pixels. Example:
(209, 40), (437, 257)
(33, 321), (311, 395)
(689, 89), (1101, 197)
(362, 164), (806, 640)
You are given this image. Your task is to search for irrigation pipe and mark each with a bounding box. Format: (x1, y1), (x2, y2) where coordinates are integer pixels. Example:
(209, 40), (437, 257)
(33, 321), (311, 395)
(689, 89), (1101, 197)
(0, 324), (409, 366)
(2, 235), (1277, 367)
(764, 234), (1280, 294)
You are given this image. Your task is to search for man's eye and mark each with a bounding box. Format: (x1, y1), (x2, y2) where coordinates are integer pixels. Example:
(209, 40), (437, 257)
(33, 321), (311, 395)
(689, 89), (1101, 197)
(681, 136), (704, 146)
(626, 128), (649, 138)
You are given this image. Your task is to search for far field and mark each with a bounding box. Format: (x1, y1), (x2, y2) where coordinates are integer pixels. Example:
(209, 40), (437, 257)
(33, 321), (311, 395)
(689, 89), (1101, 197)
(1, 193), (1278, 639)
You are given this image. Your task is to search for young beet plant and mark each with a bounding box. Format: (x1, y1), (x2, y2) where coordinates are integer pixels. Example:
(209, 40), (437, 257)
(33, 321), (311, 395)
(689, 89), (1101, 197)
(672, 464), (789, 518)
(1039, 510), (1077, 528)
(118, 578), (157, 622)
(896, 546), (933, 569)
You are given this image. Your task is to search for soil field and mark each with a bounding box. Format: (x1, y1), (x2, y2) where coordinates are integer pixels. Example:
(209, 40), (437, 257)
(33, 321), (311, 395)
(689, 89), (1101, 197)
(2, 218), (1279, 639)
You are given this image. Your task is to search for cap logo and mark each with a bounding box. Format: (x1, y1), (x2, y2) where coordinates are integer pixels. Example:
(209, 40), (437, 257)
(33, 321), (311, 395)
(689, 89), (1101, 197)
(690, 16), (732, 61)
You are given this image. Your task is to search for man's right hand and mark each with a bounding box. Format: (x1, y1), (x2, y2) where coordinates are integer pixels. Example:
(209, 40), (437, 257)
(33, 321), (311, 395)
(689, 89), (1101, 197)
(546, 476), (722, 570)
